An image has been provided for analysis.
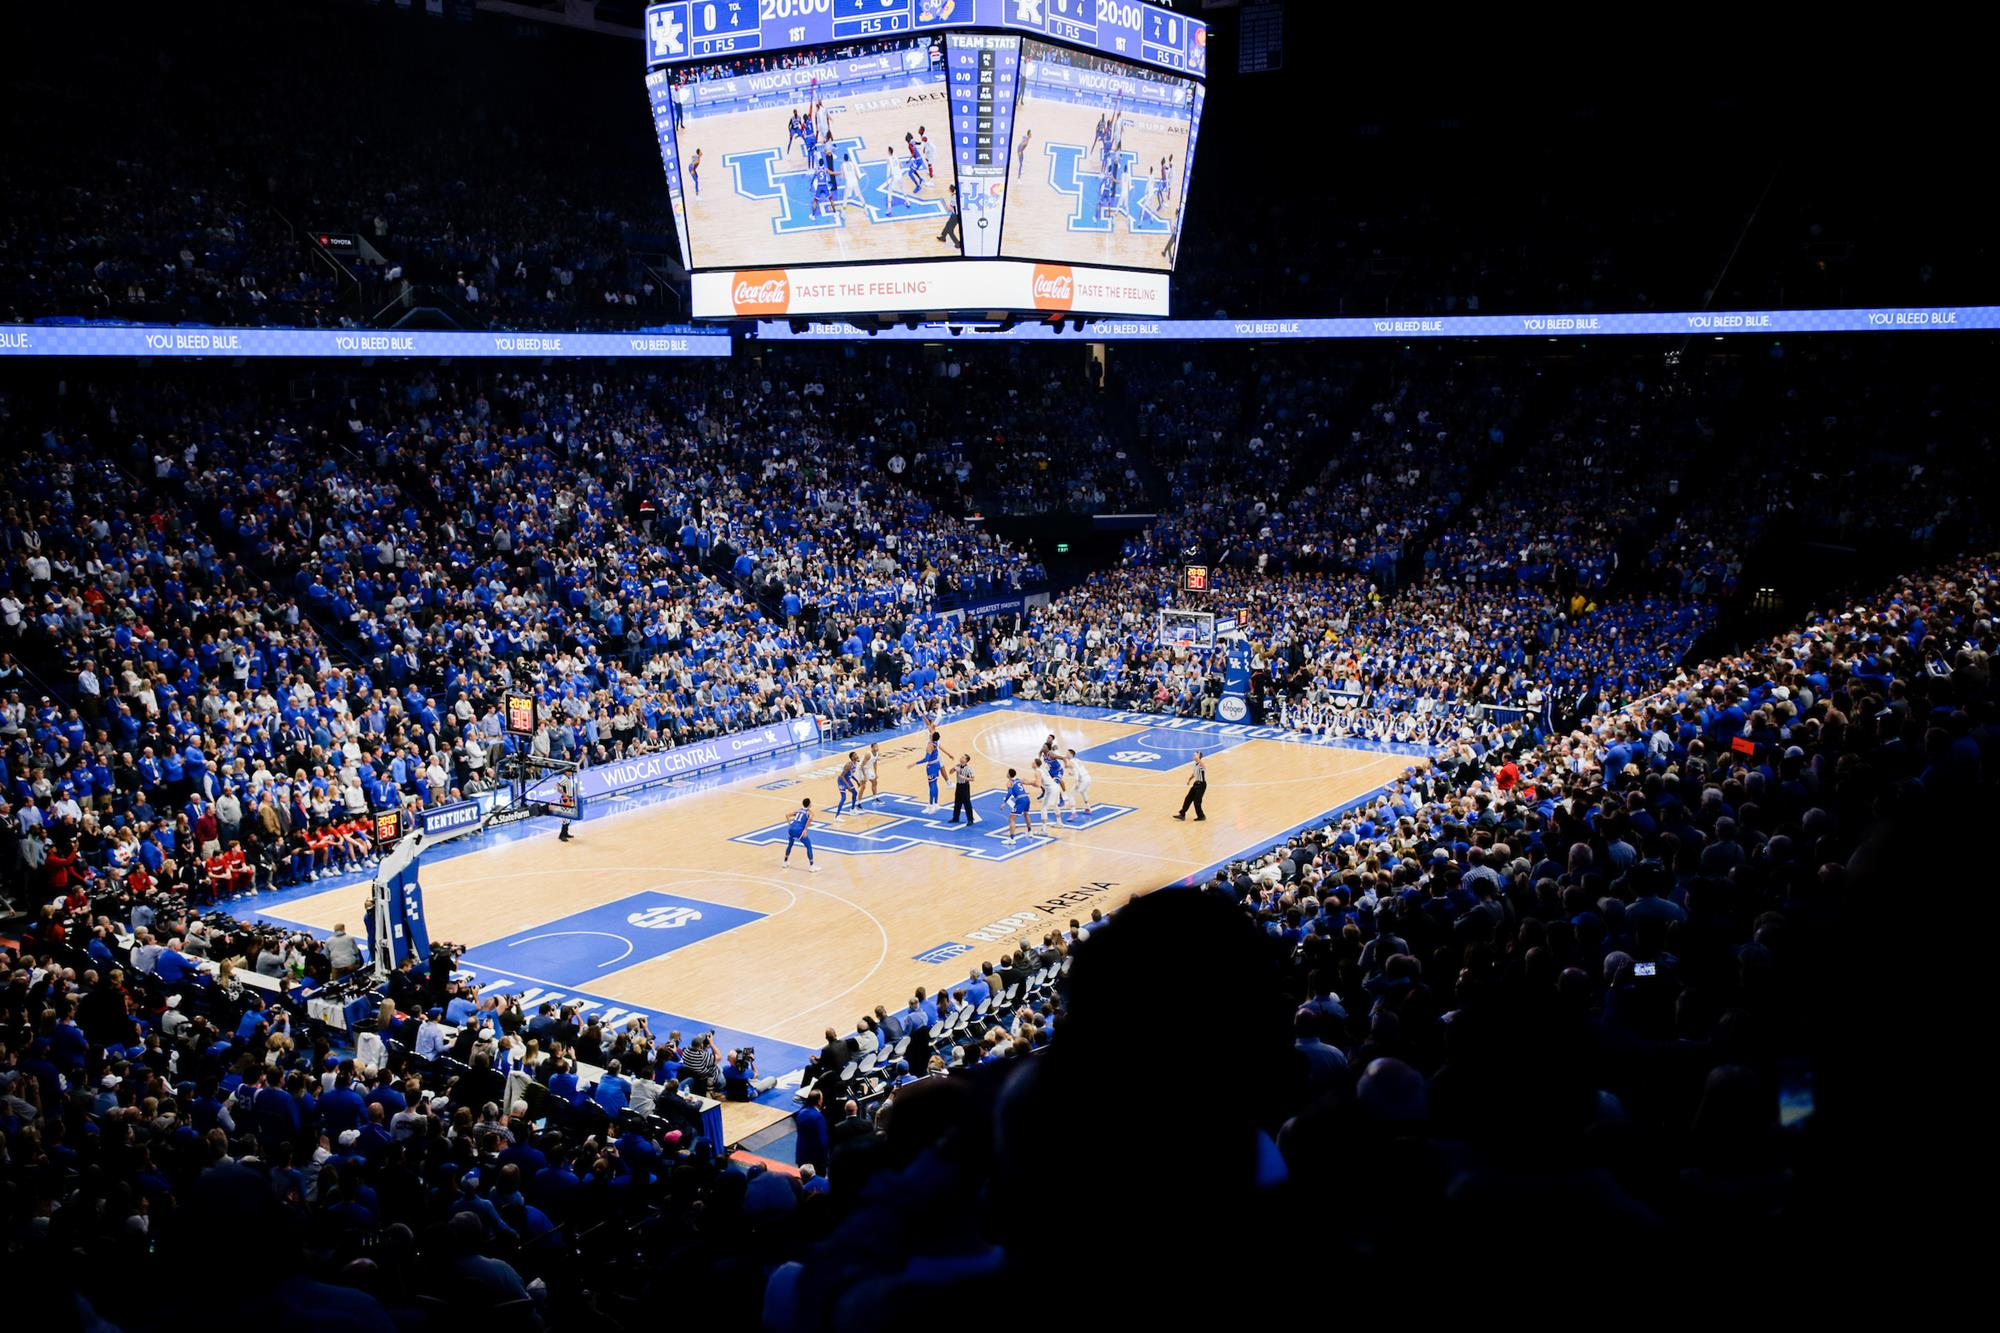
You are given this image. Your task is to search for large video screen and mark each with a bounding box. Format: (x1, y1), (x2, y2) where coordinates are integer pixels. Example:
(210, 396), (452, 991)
(998, 38), (1196, 273)
(665, 35), (960, 269)
(641, 1), (1205, 313)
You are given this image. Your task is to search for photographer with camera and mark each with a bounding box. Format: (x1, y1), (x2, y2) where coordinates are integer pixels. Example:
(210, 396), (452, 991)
(677, 1031), (719, 1096)
(723, 1046), (779, 1101)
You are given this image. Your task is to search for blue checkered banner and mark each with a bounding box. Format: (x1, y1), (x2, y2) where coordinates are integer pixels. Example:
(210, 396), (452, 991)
(5, 305), (1993, 359)
(750, 305), (2000, 341)
(0, 323), (730, 358)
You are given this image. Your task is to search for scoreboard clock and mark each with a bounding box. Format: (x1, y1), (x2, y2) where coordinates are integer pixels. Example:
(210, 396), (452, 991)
(1182, 564), (1210, 593)
(372, 808), (404, 846)
(504, 692), (538, 737)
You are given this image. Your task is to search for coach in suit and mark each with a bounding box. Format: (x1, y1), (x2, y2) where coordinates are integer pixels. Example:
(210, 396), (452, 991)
(831, 1099), (873, 1151)
(1174, 752), (1209, 821)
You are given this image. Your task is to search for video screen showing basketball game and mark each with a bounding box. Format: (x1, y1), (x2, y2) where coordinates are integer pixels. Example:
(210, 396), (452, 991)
(1000, 37), (1196, 273)
(666, 35), (962, 269)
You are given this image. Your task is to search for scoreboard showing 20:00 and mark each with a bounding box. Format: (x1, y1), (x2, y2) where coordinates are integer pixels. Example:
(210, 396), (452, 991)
(644, 0), (1206, 320)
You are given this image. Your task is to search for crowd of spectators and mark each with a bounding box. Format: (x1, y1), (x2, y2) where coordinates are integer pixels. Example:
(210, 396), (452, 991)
(1000, 564), (1711, 745)
(1125, 355), (1512, 578)
(10, 536), (1980, 1323)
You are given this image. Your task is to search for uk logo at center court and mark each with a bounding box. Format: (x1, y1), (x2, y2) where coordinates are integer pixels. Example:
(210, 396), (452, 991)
(733, 790), (1133, 863)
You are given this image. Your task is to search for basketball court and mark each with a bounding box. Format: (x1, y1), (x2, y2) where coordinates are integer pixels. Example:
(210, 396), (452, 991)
(674, 44), (960, 268)
(251, 704), (1418, 1079)
(1000, 54), (1190, 270)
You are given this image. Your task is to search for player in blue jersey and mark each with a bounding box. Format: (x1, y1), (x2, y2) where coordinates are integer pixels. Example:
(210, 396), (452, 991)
(1003, 767), (1034, 845)
(908, 731), (944, 810)
(1096, 166), (1118, 223)
(688, 148), (702, 196)
(902, 133), (927, 191)
(801, 113), (818, 166)
(783, 797), (818, 872)
(1014, 127), (1032, 179)
(810, 162), (835, 219)
(834, 751), (860, 818)
(786, 108), (803, 157)
(1154, 154), (1172, 210)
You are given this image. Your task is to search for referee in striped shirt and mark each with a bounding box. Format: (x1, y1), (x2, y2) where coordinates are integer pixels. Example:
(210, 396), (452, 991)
(948, 752), (978, 826)
(1174, 751), (1208, 821)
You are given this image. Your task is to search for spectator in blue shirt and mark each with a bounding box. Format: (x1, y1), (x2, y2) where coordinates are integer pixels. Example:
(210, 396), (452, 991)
(592, 1060), (632, 1117)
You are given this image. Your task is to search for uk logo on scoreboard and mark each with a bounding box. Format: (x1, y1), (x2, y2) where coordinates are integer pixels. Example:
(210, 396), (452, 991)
(733, 791), (1133, 862)
(646, 4), (689, 62)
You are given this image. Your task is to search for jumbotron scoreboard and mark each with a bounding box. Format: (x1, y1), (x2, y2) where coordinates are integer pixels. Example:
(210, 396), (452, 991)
(644, 0), (1207, 319)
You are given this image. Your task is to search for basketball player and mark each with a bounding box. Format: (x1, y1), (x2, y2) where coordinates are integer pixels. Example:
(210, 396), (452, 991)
(810, 161), (836, 219)
(860, 742), (881, 804)
(902, 133), (927, 192)
(1066, 748), (1094, 815)
(783, 797), (818, 872)
(1044, 747), (1070, 824)
(786, 108), (803, 157)
(841, 148), (868, 210)
(884, 147), (917, 213)
(688, 148), (702, 196)
(808, 160), (832, 218)
(909, 732), (944, 810)
(801, 111), (818, 167)
(1032, 756), (1060, 835)
(1154, 154), (1172, 211)
(556, 773), (577, 841)
(917, 124), (935, 178)
(1003, 767), (1034, 845)
(834, 751), (860, 818)
(1014, 127), (1032, 179)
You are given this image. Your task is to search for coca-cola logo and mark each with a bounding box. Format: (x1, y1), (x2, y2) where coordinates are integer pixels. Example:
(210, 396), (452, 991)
(1031, 263), (1074, 312)
(731, 269), (791, 315)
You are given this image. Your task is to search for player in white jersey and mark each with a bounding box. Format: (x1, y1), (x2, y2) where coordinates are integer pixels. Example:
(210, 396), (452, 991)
(1032, 756), (1060, 834)
(1044, 748), (1072, 824)
(860, 742), (881, 803)
(884, 147), (919, 213)
(1065, 747), (1094, 815)
(841, 149), (868, 210)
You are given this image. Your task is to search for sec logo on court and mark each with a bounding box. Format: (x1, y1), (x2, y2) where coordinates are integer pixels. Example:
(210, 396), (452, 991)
(627, 905), (705, 930)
